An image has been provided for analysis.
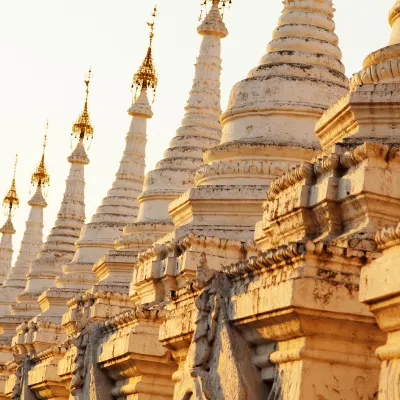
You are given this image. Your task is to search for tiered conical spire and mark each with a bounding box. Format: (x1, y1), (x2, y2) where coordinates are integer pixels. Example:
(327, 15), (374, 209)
(56, 9), (158, 290)
(116, 0), (228, 252)
(11, 73), (92, 317)
(206, 0), (349, 166)
(0, 156), (19, 285)
(168, 0), (349, 242)
(0, 126), (49, 316)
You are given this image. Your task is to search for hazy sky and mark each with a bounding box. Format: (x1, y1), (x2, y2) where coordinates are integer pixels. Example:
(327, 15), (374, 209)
(0, 0), (394, 260)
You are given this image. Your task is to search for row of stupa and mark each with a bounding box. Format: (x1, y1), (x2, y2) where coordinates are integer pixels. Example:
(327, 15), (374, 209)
(1, 0), (400, 398)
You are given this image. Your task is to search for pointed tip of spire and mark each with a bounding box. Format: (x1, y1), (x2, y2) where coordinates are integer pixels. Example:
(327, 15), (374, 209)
(31, 121), (50, 190)
(3, 155), (19, 219)
(72, 68), (94, 144)
(132, 5), (158, 104)
(198, 0), (229, 38)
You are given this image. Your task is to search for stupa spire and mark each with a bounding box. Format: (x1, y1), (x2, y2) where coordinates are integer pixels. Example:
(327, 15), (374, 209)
(131, 5), (158, 103)
(56, 9), (157, 290)
(116, 1), (228, 252)
(2, 154), (19, 228)
(11, 72), (92, 317)
(72, 67), (94, 143)
(0, 155), (19, 284)
(0, 125), (49, 325)
(31, 121), (50, 192)
(168, 0), (349, 242)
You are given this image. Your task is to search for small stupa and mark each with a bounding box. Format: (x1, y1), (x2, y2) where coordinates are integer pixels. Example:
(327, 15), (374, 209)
(0, 155), (19, 285)
(56, 7), (158, 291)
(11, 71), (93, 317)
(0, 124), (49, 318)
(168, 0), (350, 242)
(116, 0), (229, 253)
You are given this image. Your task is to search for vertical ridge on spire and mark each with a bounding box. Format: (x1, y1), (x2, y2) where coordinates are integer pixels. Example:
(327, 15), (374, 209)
(116, 2), (229, 252)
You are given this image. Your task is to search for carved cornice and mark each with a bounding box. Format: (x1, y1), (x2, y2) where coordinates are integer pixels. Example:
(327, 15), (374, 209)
(31, 344), (67, 364)
(350, 56), (400, 89)
(195, 159), (287, 186)
(101, 303), (166, 332)
(224, 242), (305, 278)
(225, 241), (376, 279)
(267, 142), (392, 202)
(267, 162), (314, 201)
(375, 222), (400, 250)
(313, 154), (340, 176)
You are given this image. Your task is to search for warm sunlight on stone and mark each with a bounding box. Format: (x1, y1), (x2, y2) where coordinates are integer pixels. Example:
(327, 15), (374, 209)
(1, 0), (400, 398)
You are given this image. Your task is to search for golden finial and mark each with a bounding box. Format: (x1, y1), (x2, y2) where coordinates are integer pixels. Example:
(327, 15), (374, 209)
(31, 120), (50, 191)
(72, 67), (94, 144)
(3, 154), (19, 217)
(131, 5), (158, 103)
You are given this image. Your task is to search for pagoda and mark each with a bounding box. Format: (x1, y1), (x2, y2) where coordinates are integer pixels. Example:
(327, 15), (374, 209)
(0, 156), (19, 285)
(10, 71), (93, 319)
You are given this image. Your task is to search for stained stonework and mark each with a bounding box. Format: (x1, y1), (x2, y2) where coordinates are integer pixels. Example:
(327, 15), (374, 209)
(11, 139), (90, 319)
(6, 0), (400, 399)
(116, 0), (228, 253)
(168, 0), (349, 243)
(57, 88), (154, 291)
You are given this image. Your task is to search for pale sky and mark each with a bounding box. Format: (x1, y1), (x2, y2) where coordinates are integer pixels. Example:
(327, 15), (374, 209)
(0, 0), (394, 260)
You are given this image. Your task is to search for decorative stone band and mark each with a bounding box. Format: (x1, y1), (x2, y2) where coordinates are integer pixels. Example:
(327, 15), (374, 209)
(350, 50), (400, 89)
(267, 142), (390, 201)
(375, 222), (400, 250)
(66, 291), (130, 309)
(135, 232), (251, 267)
(351, 3), (400, 89)
(224, 241), (376, 278)
(224, 242), (306, 279)
(115, 220), (173, 251)
(30, 344), (67, 364)
(283, 0), (335, 16)
(195, 158), (297, 187)
(169, 240), (377, 306)
(62, 290), (134, 338)
(100, 303), (166, 333)
(267, 162), (314, 201)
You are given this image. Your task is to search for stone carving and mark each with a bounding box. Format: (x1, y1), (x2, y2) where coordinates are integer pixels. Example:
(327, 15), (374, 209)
(70, 331), (88, 395)
(172, 255), (267, 400)
(10, 360), (22, 400)
(375, 222), (400, 249)
(267, 366), (282, 400)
